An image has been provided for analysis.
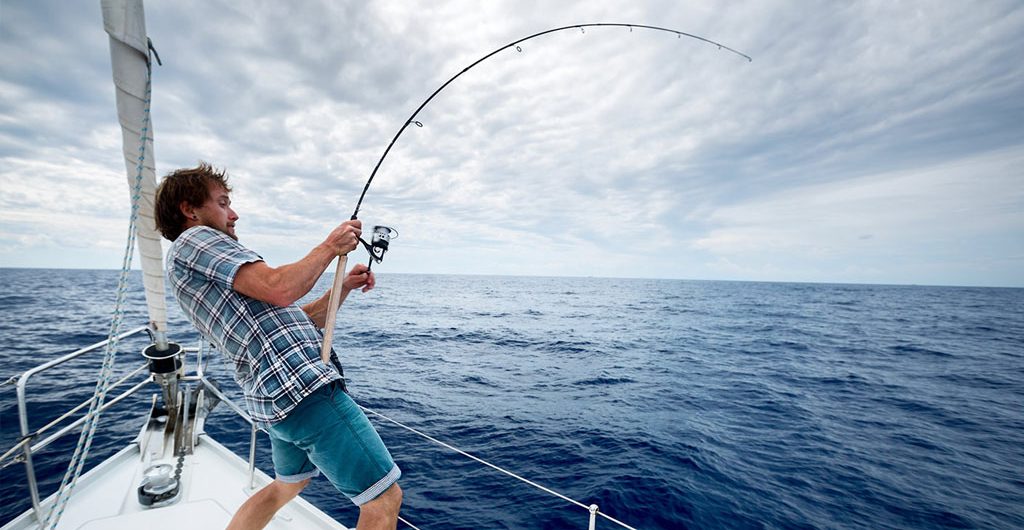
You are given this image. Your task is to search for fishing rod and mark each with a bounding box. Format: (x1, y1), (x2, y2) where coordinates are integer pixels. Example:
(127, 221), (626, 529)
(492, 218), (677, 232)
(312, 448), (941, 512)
(350, 23), (750, 220)
(346, 22), (749, 271)
(323, 22), (749, 361)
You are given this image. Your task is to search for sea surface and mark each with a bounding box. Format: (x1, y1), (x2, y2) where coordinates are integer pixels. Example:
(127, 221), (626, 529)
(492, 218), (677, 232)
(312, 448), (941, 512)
(0, 268), (1022, 529)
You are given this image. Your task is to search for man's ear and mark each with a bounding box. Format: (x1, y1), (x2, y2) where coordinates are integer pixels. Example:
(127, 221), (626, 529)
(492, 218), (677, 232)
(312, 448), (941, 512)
(179, 201), (194, 220)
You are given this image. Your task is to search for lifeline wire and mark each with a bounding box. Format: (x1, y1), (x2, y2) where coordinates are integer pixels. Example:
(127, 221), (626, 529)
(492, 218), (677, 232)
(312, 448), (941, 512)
(359, 404), (639, 530)
(349, 22), (751, 220)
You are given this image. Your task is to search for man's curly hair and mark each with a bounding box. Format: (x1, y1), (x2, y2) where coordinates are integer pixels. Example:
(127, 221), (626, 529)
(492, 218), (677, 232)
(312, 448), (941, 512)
(154, 162), (231, 241)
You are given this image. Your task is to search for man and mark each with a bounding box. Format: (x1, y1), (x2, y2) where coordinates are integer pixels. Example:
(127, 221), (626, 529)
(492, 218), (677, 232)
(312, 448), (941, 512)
(154, 163), (402, 530)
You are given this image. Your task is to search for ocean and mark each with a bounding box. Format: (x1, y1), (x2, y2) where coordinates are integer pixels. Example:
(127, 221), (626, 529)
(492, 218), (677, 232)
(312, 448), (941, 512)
(0, 268), (1021, 529)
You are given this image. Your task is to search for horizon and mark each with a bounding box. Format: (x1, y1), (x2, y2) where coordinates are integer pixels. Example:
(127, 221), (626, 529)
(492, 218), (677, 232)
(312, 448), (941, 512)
(1, 265), (1019, 290)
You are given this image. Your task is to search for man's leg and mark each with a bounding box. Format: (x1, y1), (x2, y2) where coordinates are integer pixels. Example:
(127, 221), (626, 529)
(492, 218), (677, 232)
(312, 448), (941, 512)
(269, 382), (402, 528)
(356, 482), (403, 530)
(226, 478), (310, 530)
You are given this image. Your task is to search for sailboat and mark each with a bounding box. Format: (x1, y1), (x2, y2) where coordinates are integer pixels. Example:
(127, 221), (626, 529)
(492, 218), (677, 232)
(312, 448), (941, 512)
(0, 1), (347, 528)
(0, 1), (638, 529)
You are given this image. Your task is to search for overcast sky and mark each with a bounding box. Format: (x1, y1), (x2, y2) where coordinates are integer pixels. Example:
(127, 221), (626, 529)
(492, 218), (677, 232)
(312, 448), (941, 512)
(1, 1), (1022, 287)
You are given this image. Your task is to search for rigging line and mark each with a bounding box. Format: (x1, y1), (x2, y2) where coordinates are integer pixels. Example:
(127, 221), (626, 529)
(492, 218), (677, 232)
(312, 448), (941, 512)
(358, 405), (630, 527)
(398, 514), (422, 530)
(44, 43), (157, 530)
(358, 405), (587, 509)
(349, 22), (751, 220)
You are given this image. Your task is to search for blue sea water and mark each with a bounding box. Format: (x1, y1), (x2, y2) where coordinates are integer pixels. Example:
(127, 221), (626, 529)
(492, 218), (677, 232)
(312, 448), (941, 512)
(0, 268), (1022, 529)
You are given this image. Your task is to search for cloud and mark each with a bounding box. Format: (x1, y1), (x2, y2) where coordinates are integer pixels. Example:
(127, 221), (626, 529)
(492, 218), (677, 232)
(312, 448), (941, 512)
(691, 147), (1024, 284)
(1, 0), (1023, 286)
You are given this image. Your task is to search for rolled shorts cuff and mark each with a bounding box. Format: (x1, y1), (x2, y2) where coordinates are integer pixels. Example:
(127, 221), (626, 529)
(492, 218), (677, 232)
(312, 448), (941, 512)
(276, 468), (321, 483)
(351, 464), (402, 506)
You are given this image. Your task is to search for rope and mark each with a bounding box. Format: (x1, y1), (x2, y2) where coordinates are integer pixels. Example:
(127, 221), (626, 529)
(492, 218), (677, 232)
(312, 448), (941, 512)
(358, 405), (639, 530)
(42, 56), (154, 530)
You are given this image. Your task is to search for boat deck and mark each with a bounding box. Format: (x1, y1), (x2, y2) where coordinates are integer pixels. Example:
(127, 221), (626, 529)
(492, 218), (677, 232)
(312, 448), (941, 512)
(3, 434), (348, 530)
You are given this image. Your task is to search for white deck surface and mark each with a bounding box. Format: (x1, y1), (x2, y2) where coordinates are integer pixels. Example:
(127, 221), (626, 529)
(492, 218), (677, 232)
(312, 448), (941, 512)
(3, 434), (350, 530)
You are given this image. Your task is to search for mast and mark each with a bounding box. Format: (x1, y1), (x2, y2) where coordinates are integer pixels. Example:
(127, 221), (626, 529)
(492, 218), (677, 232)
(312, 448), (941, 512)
(101, 0), (168, 348)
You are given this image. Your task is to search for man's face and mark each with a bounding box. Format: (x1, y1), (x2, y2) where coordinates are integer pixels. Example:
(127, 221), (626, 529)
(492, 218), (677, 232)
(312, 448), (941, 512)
(194, 184), (239, 240)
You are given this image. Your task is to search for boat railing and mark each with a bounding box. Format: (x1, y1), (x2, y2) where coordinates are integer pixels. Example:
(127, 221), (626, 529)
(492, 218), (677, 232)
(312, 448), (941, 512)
(199, 376), (637, 529)
(0, 325), (154, 520)
(0, 328), (263, 527)
(196, 375), (262, 489)
(3, 330), (638, 530)
(355, 405), (639, 530)
(196, 338), (637, 529)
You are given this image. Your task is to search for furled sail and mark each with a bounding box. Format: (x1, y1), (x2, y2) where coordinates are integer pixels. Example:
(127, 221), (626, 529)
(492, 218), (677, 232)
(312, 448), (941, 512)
(101, 0), (168, 345)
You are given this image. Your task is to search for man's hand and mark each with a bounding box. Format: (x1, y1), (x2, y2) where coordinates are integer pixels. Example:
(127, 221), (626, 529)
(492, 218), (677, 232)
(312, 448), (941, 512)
(343, 263), (376, 293)
(325, 219), (362, 256)
(300, 263), (375, 327)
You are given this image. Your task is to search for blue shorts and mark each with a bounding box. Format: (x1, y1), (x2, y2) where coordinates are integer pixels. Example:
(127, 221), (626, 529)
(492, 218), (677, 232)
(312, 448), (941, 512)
(265, 381), (401, 506)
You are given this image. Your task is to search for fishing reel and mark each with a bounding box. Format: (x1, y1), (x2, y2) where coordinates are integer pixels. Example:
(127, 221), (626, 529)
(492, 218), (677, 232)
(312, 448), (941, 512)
(358, 225), (398, 271)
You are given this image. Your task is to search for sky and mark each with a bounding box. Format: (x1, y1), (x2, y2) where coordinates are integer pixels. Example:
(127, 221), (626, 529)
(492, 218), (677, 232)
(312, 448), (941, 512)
(1, 1), (1022, 287)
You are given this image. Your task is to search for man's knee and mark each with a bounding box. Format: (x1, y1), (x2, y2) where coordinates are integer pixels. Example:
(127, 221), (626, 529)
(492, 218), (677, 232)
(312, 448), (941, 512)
(269, 477), (310, 503)
(360, 482), (402, 517)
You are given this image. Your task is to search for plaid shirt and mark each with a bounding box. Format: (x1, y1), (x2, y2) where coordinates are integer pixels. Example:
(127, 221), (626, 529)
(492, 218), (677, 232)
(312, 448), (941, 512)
(167, 226), (343, 427)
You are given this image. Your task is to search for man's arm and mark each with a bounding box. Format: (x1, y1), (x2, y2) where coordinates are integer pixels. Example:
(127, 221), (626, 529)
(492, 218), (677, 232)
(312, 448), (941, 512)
(232, 220), (361, 307)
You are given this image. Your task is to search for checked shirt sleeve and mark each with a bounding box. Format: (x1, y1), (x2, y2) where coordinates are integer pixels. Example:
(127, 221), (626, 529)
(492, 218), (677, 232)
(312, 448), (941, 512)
(175, 227), (262, 288)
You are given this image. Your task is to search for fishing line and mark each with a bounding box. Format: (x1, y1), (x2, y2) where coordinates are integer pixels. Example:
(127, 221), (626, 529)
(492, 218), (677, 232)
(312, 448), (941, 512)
(349, 22), (751, 227)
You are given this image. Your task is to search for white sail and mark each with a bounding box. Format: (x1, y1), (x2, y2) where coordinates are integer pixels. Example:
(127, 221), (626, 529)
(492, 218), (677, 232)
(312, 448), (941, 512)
(101, 0), (168, 341)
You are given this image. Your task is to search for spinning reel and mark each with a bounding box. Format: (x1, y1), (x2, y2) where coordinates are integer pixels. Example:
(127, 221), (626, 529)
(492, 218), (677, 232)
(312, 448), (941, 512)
(358, 225), (398, 271)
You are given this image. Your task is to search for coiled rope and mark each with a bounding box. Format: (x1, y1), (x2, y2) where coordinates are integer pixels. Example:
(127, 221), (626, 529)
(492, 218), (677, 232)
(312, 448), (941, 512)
(43, 46), (155, 530)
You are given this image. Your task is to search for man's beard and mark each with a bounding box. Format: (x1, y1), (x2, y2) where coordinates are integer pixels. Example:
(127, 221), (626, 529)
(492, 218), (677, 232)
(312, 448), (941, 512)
(204, 221), (237, 241)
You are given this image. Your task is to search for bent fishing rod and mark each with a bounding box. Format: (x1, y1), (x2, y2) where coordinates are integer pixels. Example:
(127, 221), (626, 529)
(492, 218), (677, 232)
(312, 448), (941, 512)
(350, 22), (750, 223)
(349, 22), (750, 264)
(322, 23), (750, 360)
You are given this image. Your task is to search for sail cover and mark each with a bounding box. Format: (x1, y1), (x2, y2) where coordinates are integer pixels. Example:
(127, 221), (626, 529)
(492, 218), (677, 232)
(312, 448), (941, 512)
(101, 0), (168, 337)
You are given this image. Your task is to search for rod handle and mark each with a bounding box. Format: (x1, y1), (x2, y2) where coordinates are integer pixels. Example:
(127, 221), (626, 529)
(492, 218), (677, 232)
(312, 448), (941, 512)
(320, 255), (348, 363)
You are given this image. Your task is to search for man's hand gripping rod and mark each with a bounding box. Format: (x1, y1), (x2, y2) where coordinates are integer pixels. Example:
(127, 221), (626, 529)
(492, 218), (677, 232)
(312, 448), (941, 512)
(320, 217), (396, 363)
